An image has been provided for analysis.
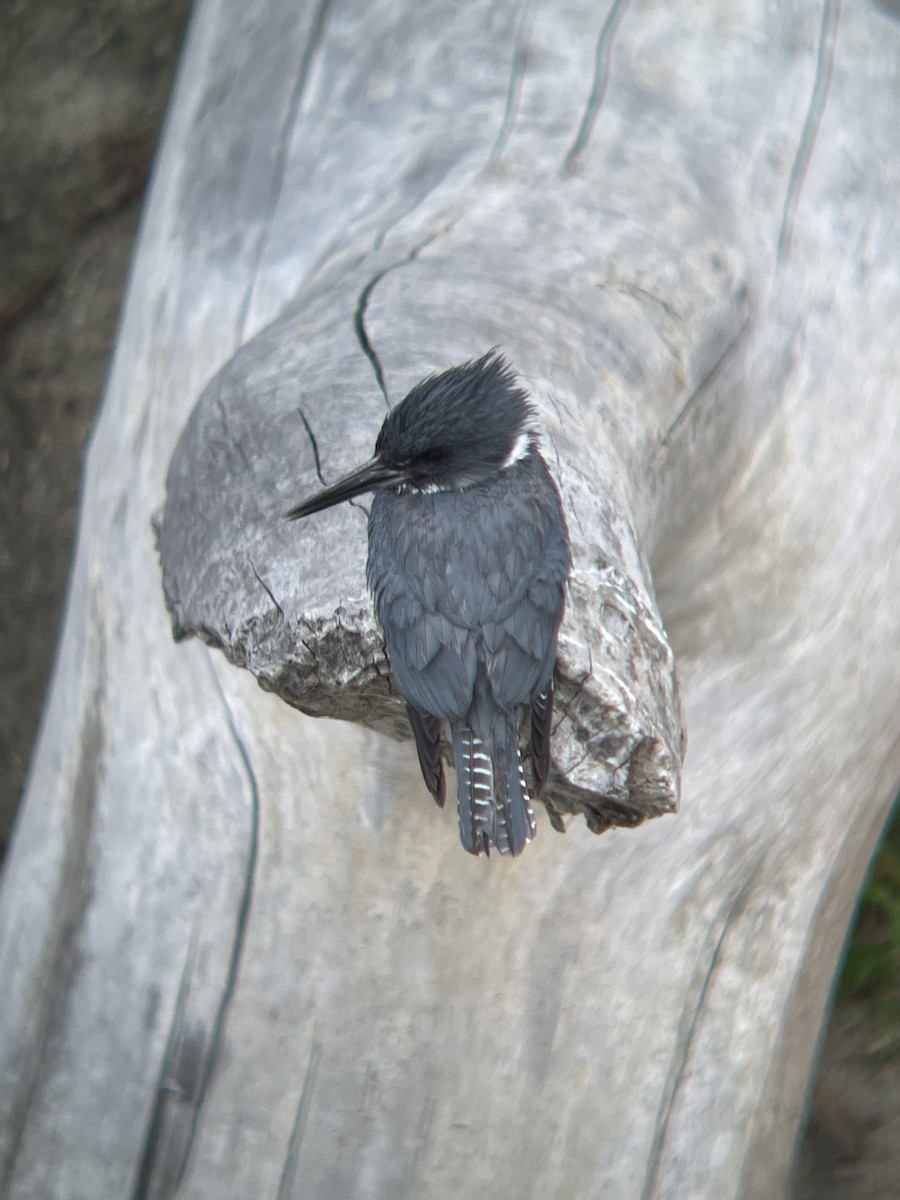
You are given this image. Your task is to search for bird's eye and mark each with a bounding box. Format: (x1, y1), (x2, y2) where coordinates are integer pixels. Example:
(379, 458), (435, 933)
(420, 446), (446, 464)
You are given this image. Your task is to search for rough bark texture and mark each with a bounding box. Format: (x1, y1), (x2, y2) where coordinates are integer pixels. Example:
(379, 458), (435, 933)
(1, 2), (899, 1199)
(157, 239), (687, 830)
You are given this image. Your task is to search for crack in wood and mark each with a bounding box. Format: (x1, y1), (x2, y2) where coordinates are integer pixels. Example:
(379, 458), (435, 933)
(299, 635), (320, 680)
(295, 401), (367, 519)
(563, 0), (632, 173)
(542, 426), (563, 475)
(660, 307), (752, 446)
(129, 931), (199, 1200)
(353, 229), (443, 408)
(777, 0), (842, 263)
(553, 648), (593, 738)
(489, 0), (535, 164)
(172, 661), (261, 1190)
(641, 851), (768, 1199)
(276, 1038), (322, 1200)
(354, 270), (394, 407)
(596, 279), (681, 325)
(249, 558), (285, 620)
(595, 279), (684, 363)
(215, 395), (251, 471)
(296, 404), (327, 486)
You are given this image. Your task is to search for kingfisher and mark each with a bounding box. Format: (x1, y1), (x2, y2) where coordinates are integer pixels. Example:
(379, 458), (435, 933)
(284, 351), (571, 856)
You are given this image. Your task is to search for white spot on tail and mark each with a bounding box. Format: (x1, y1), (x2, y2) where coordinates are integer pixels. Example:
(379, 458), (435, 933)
(519, 748), (536, 841)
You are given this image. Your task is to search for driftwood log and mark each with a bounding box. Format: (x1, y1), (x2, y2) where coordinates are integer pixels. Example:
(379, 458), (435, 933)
(2, 1), (899, 1197)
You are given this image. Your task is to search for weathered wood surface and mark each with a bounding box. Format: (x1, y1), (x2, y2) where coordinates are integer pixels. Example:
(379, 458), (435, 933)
(1, 1), (899, 1198)
(156, 138), (691, 832)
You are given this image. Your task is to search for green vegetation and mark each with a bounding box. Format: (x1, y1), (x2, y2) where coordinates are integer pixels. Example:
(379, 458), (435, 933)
(839, 798), (900, 1055)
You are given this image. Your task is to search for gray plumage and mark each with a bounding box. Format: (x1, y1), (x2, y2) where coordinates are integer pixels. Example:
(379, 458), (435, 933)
(285, 351), (570, 856)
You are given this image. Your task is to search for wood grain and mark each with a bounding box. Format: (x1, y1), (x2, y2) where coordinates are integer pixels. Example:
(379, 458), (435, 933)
(1, 1), (898, 1197)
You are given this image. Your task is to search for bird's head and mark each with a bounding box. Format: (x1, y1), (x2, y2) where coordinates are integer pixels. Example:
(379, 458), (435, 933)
(375, 350), (538, 493)
(284, 350), (539, 521)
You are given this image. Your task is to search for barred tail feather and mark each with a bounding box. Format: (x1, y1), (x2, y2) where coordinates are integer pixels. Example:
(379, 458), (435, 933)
(451, 727), (535, 857)
(452, 728), (494, 856)
(493, 747), (536, 856)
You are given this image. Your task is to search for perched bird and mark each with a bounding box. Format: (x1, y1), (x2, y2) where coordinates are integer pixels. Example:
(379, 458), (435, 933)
(284, 351), (570, 856)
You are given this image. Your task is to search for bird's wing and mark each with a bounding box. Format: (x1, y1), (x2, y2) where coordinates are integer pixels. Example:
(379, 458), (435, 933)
(374, 589), (477, 720)
(481, 575), (567, 710)
(405, 703), (446, 807)
(376, 571), (562, 722)
(368, 470), (568, 723)
(530, 679), (554, 793)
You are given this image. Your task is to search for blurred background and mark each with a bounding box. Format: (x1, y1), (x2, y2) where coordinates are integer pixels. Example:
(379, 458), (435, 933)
(0, 1), (896, 1195)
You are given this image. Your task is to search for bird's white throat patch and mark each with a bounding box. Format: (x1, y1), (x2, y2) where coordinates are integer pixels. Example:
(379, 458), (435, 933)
(395, 480), (449, 495)
(501, 427), (537, 471)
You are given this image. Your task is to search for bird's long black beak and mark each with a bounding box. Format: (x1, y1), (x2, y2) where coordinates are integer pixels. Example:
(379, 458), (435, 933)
(283, 457), (405, 521)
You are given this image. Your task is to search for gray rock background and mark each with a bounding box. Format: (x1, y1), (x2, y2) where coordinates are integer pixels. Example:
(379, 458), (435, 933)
(0, 1), (895, 1195)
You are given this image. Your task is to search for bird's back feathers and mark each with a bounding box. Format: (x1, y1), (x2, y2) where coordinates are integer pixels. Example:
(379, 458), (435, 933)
(369, 447), (569, 856)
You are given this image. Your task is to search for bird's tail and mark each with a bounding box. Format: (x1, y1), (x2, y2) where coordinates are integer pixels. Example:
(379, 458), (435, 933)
(451, 726), (536, 857)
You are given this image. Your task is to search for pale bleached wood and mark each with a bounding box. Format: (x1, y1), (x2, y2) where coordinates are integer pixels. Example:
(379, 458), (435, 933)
(1, 2), (899, 1199)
